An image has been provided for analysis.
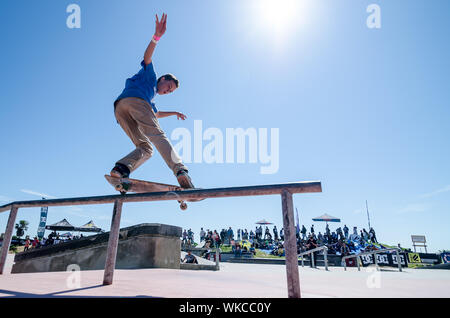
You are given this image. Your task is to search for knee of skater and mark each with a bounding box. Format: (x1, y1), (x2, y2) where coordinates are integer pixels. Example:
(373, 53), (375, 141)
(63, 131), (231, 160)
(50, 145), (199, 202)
(138, 144), (153, 158)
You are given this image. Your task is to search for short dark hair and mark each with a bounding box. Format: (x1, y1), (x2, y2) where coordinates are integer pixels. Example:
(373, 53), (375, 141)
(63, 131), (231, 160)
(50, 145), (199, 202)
(157, 73), (179, 88)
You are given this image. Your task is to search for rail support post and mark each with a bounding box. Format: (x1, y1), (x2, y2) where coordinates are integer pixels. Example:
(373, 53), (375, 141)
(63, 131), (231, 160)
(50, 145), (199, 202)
(396, 250), (402, 272)
(0, 206), (18, 275)
(103, 199), (123, 285)
(281, 189), (301, 298)
(374, 253), (379, 271)
(215, 247), (220, 270)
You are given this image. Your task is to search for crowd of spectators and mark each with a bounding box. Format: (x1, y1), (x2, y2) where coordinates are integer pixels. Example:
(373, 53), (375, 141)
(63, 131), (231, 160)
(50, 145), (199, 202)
(188, 224), (381, 260)
(22, 231), (85, 250)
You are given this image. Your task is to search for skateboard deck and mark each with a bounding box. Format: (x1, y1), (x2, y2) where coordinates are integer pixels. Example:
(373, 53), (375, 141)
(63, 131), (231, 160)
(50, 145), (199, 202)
(104, 175), (203, 210)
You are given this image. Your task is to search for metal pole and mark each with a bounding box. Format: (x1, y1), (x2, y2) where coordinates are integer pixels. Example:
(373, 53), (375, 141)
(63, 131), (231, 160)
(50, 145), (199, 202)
(215, 247), (220, 270)
(374, 253), (379, 271)
(311, 252), (315, 268)
(396, 250), (402, 272)
(324, 249), (328, 271)
(281, 189), (301, 298)
(0, 206), (18, 275)
(366, 200), (371, 230)
(103, 199), (123, 285)
(357, 256), (361, 271)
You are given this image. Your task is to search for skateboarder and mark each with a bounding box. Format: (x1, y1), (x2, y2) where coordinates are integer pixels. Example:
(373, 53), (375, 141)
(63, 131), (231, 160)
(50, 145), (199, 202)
(111, 13), (194, 189)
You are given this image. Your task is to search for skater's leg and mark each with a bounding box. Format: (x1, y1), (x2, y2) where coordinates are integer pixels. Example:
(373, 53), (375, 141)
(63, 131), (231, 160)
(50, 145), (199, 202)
(114, 98), (155, 173)
(125, 98), (187, 175)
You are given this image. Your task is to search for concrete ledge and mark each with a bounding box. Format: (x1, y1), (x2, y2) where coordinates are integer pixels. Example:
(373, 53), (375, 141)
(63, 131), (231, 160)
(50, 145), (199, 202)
(12, 223), (182, 273)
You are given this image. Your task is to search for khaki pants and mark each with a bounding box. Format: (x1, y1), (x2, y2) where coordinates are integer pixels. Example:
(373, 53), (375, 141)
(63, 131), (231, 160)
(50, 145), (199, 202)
(114, 97), (187, 176)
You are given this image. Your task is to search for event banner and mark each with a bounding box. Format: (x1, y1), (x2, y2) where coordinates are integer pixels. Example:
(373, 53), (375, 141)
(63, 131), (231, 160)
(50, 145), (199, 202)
(359, 252), (408, 267)
(37, 206), (48, 239)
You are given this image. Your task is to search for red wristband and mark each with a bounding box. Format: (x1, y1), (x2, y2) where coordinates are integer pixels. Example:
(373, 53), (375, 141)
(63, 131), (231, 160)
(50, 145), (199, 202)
(153, 35), (161, 41)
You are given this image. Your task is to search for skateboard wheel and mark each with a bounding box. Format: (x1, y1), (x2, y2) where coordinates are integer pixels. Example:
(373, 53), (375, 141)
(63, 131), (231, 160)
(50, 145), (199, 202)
(180, 202), (188, 210)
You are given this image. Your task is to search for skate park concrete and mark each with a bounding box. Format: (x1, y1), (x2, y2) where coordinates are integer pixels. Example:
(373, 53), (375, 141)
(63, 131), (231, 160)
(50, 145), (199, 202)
(1, 256), (449, 298)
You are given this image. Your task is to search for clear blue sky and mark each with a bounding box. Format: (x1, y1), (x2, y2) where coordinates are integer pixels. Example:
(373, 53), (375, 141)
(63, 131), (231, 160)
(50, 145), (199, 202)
(1, 0), (449, 253)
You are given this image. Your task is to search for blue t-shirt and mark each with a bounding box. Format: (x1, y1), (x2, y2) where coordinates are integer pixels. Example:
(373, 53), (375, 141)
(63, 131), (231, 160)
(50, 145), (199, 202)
(115, 60), (158, 113)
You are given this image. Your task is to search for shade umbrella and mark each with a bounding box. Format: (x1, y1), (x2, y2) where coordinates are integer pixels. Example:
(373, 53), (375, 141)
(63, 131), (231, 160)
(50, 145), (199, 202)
(312, 213), (341, 226)
(255, 219), (273, 225)
(45, 218), (75, 232)
(75, 220), (103, 233)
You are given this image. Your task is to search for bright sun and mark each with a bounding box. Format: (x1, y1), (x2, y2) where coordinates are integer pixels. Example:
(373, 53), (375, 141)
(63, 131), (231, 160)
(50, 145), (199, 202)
(255, 0), (310, 37)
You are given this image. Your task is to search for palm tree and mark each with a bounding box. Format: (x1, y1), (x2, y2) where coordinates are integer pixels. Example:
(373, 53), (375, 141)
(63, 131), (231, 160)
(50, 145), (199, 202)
(15, 220), (29, 238)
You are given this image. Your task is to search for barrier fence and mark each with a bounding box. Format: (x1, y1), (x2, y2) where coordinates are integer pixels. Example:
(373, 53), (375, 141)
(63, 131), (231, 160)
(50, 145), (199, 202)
(0, 180), (322, 298)
(342, 248), (403, 272)
(298, 246), (329, 270)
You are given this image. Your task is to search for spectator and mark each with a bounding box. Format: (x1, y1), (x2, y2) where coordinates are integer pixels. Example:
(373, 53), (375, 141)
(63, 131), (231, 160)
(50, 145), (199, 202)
(213, 230), (220, 247)
(200, 228), (205, 242)
(301, 225), (307, 240)
(310, 224), (315, 234)
(188, 228), (194, 245)
(343, 225), (349, 240)
(362, 229), (370, 242)
(273, 226), (278, 241)
(234, 244), (242, 258)
(24, 238), (30, 251)
(350, 227), (359, 241)
(340, 240), (350, 256)
(249, 244), (256, 256)
(227, 227), (234, 243)
(32, 237), (38, 249)
(317, 232), (324, 245)
(182, 229), (188, 246)
(183, 251), (198, 264)
(237, 229), (241, 241)
(280, 228), (284, 241)
(306, 235), (318, 268)
(370, 228), (378, 243)
(264, 227), (271, 240)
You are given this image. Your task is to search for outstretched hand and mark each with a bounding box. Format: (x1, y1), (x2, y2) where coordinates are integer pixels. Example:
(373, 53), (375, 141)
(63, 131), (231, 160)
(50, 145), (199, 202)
(176, 112), (187, 120)
(155, 13), (167, 38)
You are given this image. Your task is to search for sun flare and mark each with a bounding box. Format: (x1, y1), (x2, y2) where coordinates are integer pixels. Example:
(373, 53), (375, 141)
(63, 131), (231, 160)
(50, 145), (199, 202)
(255, 0), (308, 36)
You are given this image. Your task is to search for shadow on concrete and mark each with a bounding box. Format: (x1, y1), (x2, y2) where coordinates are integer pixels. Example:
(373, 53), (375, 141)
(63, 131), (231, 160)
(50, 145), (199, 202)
(0, 284), (158, 298)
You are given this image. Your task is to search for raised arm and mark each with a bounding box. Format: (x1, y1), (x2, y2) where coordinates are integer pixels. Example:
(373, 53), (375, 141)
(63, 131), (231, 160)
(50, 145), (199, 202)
(144, 13), (167, 65)
(156, 111), (187, 120)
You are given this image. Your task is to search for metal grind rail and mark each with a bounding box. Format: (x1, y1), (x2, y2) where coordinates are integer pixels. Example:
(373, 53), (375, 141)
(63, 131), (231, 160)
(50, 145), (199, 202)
(298, 246), (329, 271)
(0, 180), (322, 298)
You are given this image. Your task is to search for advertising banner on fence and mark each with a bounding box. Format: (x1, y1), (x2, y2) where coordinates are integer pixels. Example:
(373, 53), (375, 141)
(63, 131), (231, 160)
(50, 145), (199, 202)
(37, 206), (48, 239)
(359, 252), (408, 267)
(441, 253), (450, 264)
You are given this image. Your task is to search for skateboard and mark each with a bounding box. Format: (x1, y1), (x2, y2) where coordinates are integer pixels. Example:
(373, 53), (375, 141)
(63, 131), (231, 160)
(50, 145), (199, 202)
(104, 175), (202, 210)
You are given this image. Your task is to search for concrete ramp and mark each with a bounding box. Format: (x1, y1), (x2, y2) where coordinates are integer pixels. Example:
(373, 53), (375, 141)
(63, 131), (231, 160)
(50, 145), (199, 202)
(12, 223), (181, 273)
